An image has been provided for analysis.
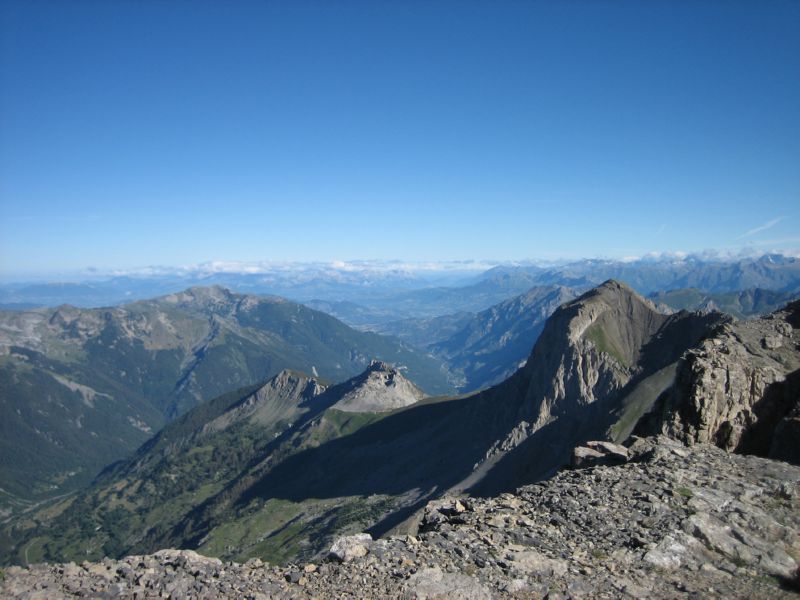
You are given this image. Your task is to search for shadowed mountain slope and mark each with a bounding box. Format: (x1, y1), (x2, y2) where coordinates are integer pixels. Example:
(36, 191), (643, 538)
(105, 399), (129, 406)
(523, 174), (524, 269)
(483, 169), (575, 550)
(0, 286), (453, 514)
(6, 281), (798, 569)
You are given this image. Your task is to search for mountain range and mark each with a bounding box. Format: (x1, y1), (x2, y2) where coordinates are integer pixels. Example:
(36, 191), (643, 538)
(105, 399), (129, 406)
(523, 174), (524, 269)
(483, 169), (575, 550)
(0, 287), (452, 518)
(368, 281), (797, 393)
(5, 280), (797, 569)
(3, 254), (799, 318)
(649, 286), (800, 319)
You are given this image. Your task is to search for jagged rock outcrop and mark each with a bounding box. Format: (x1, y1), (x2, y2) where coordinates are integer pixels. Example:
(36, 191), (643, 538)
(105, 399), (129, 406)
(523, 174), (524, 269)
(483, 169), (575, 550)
(332, 360), (425, 413)
(473, 280), (724, 486)
(641, 300), (800, 460)
(3, 437), (798, 598)
(520, 280), (720, 432)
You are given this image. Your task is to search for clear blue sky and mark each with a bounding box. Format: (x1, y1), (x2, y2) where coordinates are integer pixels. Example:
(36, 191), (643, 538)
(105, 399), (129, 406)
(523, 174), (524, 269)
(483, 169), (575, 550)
(1, 0), (799, 276)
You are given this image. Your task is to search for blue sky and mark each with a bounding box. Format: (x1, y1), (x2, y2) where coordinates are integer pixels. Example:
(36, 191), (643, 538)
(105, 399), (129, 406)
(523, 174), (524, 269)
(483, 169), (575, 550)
(1, 1), (799, 276)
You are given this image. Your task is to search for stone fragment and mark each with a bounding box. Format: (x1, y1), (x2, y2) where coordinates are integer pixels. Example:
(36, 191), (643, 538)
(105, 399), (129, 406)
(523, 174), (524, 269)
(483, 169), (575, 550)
(328, 533), (373, 563)
(507, 549), (568, 577)
(404, 567), (491, 599)
(572, 446), (605, 468)
(586, 440), (629, 461)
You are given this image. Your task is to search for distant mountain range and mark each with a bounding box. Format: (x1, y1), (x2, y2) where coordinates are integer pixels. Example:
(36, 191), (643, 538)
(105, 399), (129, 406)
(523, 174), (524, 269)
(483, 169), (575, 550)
(478, 253), (800, 295)
(649, 287), (800, 319)
(6, 281), (797, 567)
(0, 287), (453, 517)
(367, 279), (799, 393)
(3, 254), (799, 319)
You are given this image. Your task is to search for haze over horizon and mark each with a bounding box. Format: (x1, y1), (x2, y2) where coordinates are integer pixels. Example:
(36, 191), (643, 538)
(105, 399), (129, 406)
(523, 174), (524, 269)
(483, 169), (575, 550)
(2, 1), (799, 277)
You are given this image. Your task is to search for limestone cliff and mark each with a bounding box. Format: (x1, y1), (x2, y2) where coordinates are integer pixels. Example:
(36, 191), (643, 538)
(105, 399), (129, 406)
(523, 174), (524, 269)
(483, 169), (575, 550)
(643, 300), (800, 462)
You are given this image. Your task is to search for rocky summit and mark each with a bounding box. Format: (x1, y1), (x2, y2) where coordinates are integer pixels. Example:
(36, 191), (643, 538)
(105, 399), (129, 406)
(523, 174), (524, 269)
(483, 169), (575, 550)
(2, 436), (798, 599)
(332, 360), (425, 413)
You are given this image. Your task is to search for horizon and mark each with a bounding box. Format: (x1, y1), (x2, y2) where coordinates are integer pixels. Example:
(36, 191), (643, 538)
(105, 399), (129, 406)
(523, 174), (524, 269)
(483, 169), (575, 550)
(1, 248), (798, 285)
(2, 1), (799, 276)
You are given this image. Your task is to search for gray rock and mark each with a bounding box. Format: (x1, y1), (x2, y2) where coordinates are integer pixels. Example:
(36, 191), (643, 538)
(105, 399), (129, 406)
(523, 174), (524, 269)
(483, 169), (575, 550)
(328, 533), (373, 563)
(571, 446), (606, 468)
(586, 440), (629, 461)
(506, 549), (568, 577)
(404, 567), (492, 599)
(3, 437), (799, 599)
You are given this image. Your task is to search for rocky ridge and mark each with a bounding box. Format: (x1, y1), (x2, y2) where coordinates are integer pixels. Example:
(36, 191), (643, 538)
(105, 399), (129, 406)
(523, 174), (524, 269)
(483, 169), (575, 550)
(332, 360), (425, 413)
(642, 299), (800, 463)
(2, 436), (798, 599)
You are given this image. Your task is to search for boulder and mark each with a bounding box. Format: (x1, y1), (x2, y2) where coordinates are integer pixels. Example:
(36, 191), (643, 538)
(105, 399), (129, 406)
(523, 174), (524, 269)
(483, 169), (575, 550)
(328, 533), (373, 563)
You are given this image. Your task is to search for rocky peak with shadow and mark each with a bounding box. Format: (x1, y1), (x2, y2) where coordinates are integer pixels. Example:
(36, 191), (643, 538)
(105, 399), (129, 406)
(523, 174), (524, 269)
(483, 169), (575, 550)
(332, 360), (425, 413)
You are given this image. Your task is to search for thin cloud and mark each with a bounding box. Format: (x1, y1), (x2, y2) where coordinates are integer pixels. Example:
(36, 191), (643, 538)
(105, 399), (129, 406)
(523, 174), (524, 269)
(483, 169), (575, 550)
(737, 216), (784, 239)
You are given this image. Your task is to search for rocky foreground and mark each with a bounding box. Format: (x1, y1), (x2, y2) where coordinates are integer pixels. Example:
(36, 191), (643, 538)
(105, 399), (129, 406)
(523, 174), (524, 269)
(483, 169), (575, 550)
(3, 436), (798, 599)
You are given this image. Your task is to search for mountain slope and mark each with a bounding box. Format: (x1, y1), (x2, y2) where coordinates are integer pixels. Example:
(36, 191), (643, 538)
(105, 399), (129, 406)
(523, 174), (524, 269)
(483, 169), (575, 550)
(6, 281), (798, 569)
(427, 286), (580, 391)
(370, 285), (582, 392)
(0, 364), (426, 565)
(0, 286), (453, 514)
(4, 437), (799, 599)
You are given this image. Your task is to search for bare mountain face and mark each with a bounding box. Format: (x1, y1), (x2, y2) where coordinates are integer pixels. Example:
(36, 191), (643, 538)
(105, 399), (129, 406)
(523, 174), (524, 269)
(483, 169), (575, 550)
(0, 286), (453, 515)
(332, 360), (425, 413)
(4, 281), (799, 570)
(639, 299), (800, 463)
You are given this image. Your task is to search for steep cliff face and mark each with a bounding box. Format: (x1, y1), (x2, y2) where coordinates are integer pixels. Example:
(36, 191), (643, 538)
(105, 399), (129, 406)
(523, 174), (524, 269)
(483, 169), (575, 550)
(469, 281), (724, 491)
(518, 280), (720, 433)
(647, 300), (800, 460)
(519, 281), (651, 430)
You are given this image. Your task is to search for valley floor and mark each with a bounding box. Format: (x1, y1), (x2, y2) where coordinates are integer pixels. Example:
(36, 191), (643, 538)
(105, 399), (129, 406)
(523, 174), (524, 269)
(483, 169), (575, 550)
(2, 436), (798, 599)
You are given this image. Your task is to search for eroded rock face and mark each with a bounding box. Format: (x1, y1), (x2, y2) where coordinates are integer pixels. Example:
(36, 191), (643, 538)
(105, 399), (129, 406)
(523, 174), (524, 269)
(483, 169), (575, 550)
(480, 280), (723, 476)
(4, 438), (797, 599)
(648, 300), (800, 459)
(332, 360), (425, 413)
